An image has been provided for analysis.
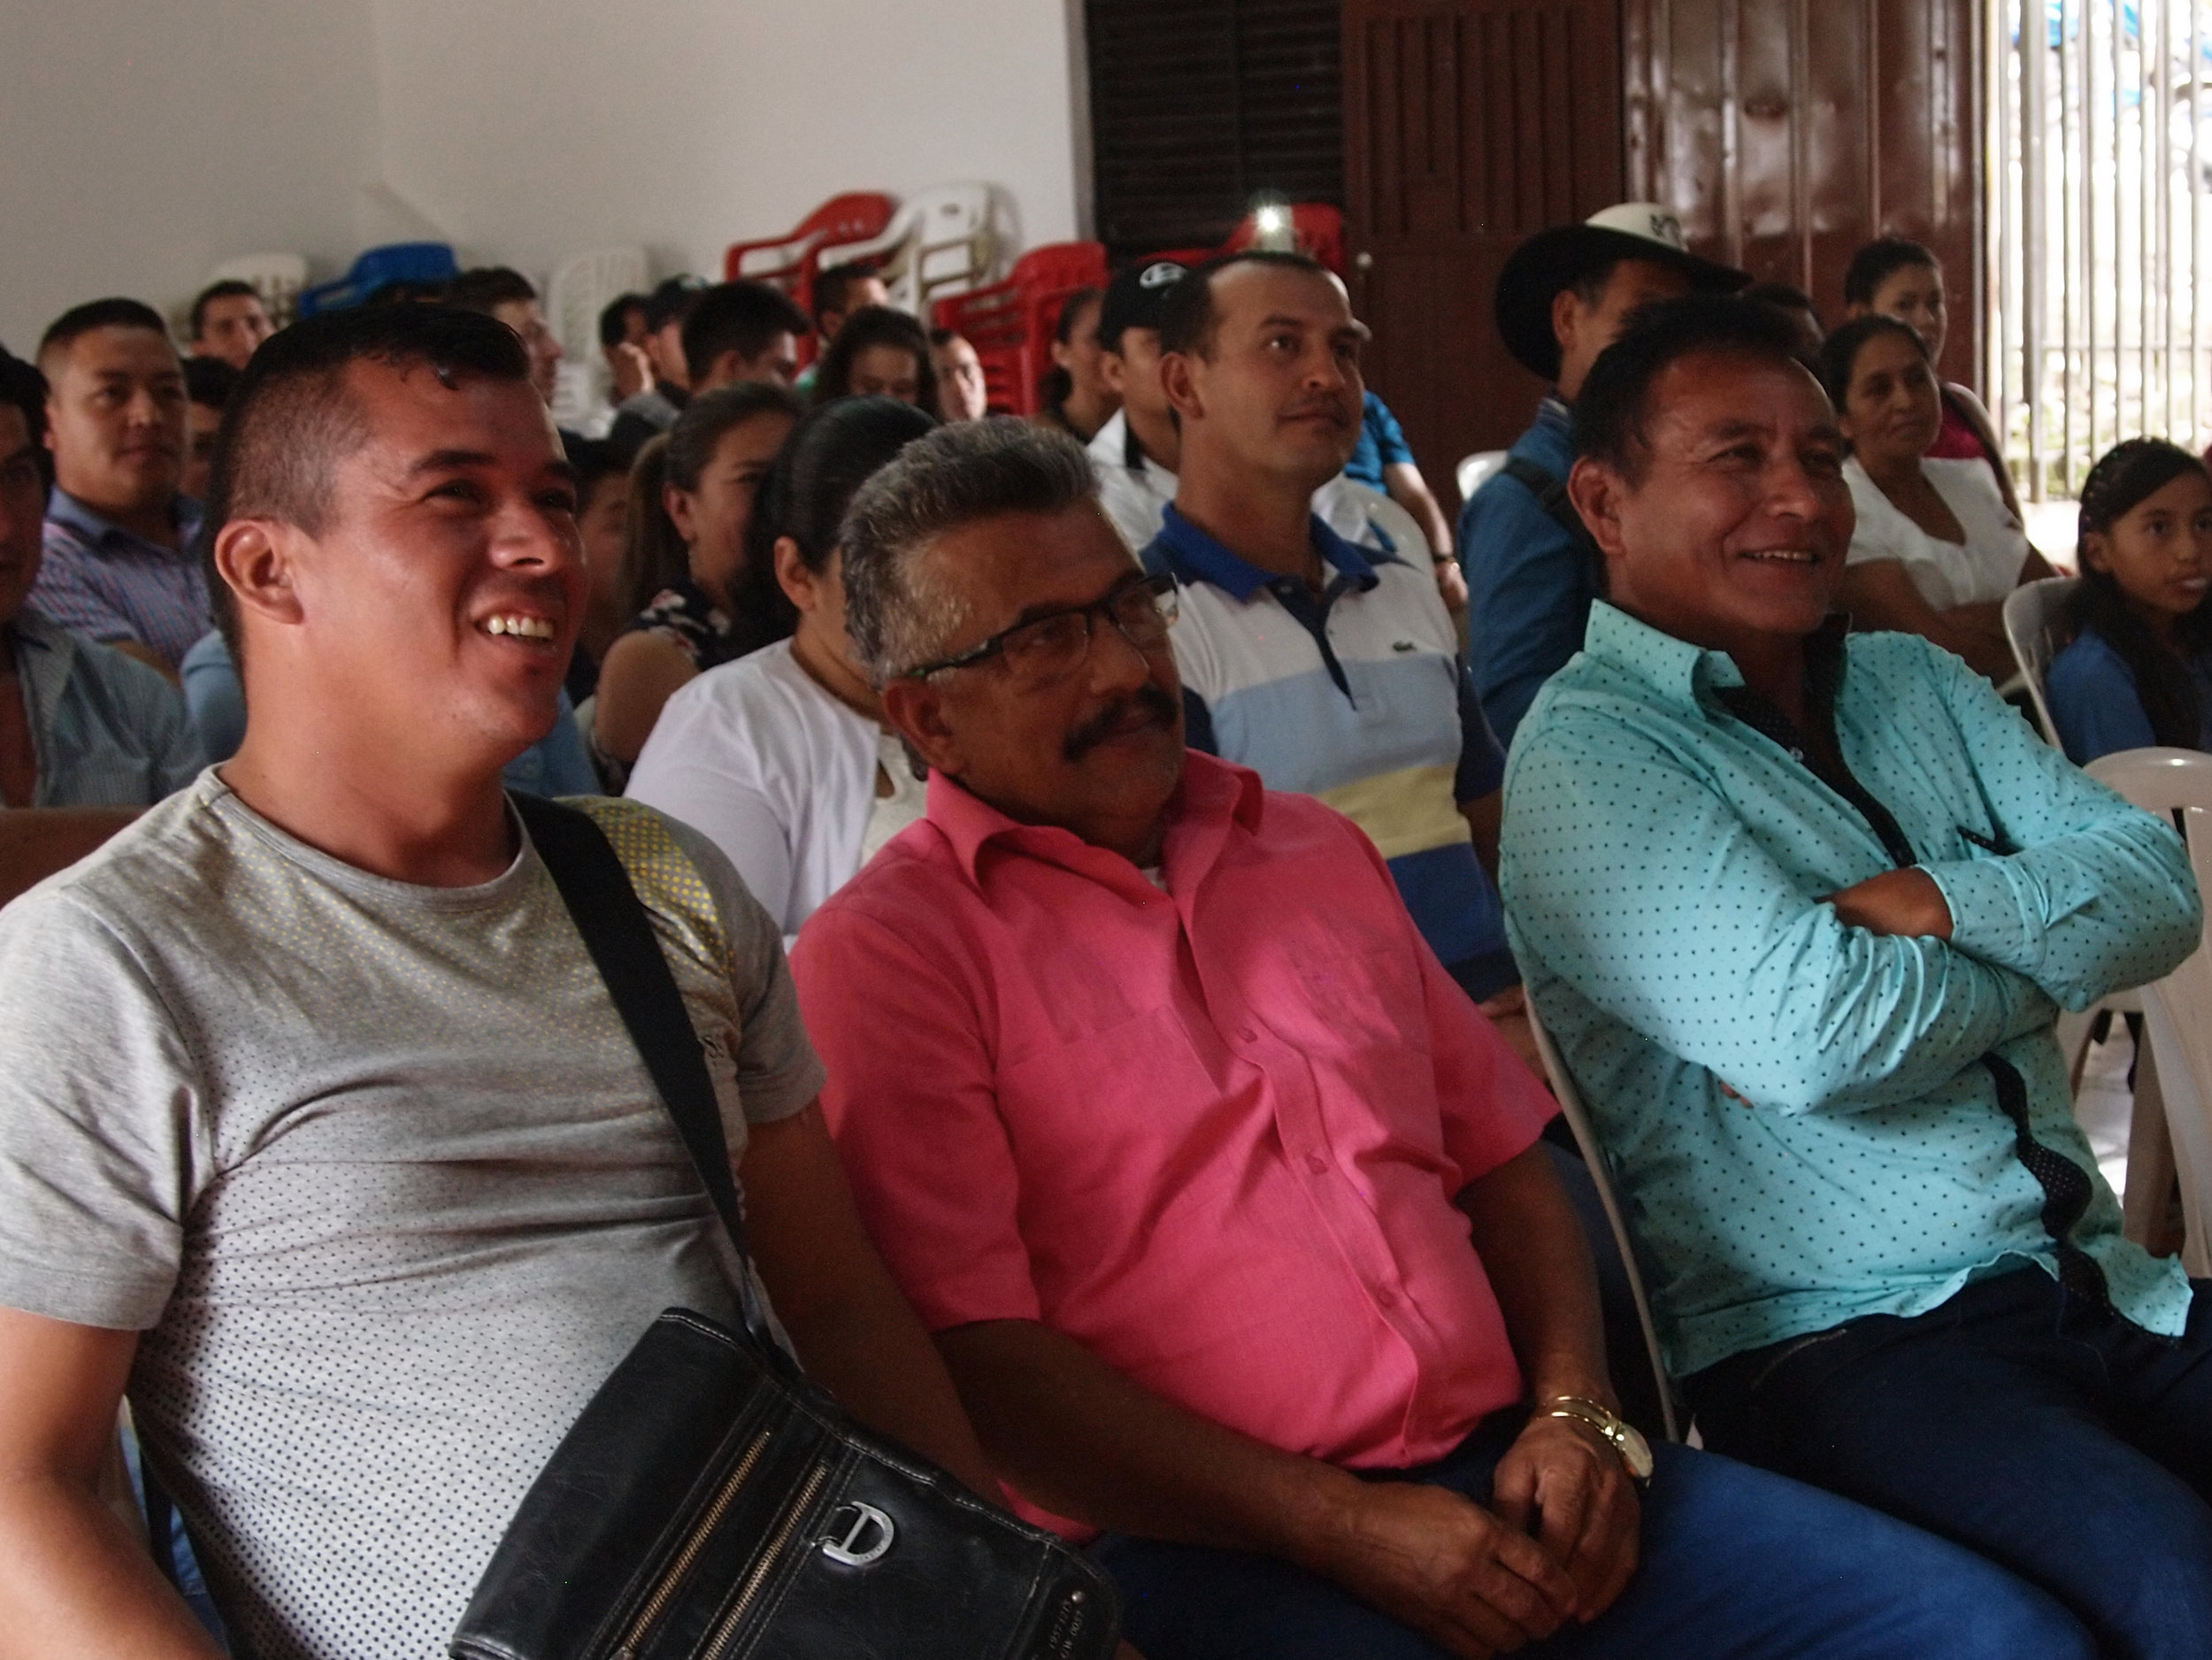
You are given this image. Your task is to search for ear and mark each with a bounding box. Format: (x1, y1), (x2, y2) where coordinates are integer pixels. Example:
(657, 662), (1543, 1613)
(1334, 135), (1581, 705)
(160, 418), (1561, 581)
(1159, 350), (1202, 422)
(1566, 456), (1630, 564)
(1550, 287), (1582, 354)
(881, 677), (966, 778)
(1098, 350), (1131, 398)
(213, 519), (308, 634)
(772, 535), (818, 611)
(663, 478), (700, 546)
(2081, 530), (2114, 576)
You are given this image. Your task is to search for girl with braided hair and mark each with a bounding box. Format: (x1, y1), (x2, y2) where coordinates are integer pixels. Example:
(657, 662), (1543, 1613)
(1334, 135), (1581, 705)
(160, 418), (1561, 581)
(2047, 437), (2212, 763)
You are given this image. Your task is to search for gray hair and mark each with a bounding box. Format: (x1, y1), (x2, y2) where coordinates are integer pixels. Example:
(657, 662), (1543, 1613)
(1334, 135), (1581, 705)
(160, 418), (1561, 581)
(841, 418), (1102, 683)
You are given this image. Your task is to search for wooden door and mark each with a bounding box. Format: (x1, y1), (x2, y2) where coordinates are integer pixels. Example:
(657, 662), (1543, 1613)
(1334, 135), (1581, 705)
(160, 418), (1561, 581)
(1342, 0), (1627, 487)
(1623, 0), (1981, 388)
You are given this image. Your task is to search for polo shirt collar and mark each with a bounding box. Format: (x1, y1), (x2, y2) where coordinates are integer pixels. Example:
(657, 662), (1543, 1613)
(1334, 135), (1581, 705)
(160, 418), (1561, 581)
(1537, 392), (1574, 432)
(1578, 598), (1852, 715)
(923, 749), (1265, 891)
(1153, 503), (1389, 603)
(47, 488), (203, 552)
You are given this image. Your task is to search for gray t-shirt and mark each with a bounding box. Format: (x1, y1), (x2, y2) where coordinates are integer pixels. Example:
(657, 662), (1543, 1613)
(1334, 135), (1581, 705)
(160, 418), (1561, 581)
(0, 775), (825, 1658)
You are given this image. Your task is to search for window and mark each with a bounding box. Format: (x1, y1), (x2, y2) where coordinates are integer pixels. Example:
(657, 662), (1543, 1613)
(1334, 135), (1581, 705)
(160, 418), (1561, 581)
(1086, 0), (1344, 257)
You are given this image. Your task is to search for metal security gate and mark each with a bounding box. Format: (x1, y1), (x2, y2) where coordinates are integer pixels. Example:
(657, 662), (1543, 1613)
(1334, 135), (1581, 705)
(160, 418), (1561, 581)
(1989, 0), (2212, 500)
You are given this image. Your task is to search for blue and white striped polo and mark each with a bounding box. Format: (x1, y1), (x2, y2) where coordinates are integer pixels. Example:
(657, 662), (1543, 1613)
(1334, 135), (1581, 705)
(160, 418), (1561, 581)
(1143, 496), (1514, 996)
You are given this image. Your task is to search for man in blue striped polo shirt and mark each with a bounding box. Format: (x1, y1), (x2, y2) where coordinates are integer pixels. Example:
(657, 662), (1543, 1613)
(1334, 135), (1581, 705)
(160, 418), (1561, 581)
(1140, 250), (1517, 1010)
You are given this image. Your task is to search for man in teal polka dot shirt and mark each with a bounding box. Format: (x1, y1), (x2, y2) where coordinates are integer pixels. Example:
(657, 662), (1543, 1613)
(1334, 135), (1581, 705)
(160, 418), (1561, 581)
(1502, 294), (2212, 1657)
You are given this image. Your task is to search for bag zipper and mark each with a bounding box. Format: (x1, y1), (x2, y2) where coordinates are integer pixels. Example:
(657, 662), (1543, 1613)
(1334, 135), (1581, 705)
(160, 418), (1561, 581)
(609, 1425), (773, 1659)
(699, 1461), (833, 1660)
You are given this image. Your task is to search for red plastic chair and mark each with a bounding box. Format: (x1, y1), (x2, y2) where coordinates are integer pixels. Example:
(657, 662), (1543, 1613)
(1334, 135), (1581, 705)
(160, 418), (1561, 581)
(933, 242), (1109, 418)
(723, 192), (898, 365)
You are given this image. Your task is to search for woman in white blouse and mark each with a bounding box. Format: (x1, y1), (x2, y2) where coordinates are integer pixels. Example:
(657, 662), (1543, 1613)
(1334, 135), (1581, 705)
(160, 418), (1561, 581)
(1817, 314), (2054, 680)
(626, 397), (937, 943)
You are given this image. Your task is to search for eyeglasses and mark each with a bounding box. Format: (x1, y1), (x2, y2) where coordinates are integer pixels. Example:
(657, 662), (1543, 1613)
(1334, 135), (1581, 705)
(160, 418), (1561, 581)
(900, 570), (1179, 688)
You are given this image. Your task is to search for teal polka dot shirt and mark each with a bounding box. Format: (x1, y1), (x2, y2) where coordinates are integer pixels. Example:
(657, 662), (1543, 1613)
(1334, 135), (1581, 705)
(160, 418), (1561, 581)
(1502, 601), (2202, 1378)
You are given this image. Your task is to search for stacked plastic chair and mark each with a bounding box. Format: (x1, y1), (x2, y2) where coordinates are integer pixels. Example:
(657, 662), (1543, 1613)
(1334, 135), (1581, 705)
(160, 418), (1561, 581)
(817, 183), (1008, 319)
(723, 193), (898, 368)
(933, 242), (1109, 418)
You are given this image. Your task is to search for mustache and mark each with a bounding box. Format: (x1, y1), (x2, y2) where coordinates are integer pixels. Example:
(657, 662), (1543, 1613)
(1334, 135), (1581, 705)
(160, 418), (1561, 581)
(1063, 683), (1180, 762)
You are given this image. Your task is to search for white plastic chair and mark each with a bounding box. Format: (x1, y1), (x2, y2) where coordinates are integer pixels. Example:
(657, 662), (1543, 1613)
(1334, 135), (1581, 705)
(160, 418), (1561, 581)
(206, 252), (310, 328)
(546, 247), (649, 363)
(1455, 450), (1509, 508)
(1525, 1007), (1683, 1442)
(2002, 575), (2078, 746)
(818, 183), (1005, 316)
(2086, 748), (2212, 1272)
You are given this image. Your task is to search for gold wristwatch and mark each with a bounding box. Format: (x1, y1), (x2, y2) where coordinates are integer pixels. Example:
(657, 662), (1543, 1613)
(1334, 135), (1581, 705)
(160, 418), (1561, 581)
(1543, 1395), (1655, 1484)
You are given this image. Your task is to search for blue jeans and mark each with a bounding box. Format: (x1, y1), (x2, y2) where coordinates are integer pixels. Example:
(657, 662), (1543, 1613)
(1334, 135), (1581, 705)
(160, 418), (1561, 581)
(1687, 1265), (2212, 1660)
(1093, 1408), (2090, 1659)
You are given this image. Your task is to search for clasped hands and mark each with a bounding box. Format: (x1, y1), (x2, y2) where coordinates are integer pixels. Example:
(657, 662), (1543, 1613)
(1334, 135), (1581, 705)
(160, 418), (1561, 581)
(1308, 1411), (1640, 1659)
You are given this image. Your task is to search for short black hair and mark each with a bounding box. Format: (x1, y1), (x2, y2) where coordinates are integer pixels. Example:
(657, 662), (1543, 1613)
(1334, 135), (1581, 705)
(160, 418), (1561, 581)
(190, 280), (264, 340)
(442, 266), (540, 315)
(1842, 237), (1939, 307)
(1574, 294), (1811, 481)
(204, 305), (533, 657)
(184, 355), (242, 411)
(1815, 312), (1926, 410)
(38, 297), (173, 372)
(565, 434), (629, 501)
(1156, 250), (1333, 359)
(598, 293), (646, 350)
(682, 281), (812, 384)
(810, 305), (938, 417)
(814, 262), (883, 327)
(0, 352), (52, 488)
(1742, 281), (1816, 315)
(643, 274), (706, 333)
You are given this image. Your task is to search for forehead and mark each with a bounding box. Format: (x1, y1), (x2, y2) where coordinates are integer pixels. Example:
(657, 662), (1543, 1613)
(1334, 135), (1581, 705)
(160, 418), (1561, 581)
(54, 326), (179, 381)
(926, 503), (1133, 624)
(2128, 469), (2212, 515)
(1874, 262), (1942, 298)
(1210, 262), (1350, 329)
(336, 358), (561, 478)
(1849, 329), (1924, 376)
(204, 293), (266, 321)
(1641, 350), (1834, 443)
(706, 411), (795, 463)
(854, 342), (920, 371)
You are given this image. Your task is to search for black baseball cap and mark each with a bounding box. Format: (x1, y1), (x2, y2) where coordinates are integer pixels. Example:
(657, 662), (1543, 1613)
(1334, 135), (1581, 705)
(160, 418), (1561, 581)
(1098, 259), (1189, 353)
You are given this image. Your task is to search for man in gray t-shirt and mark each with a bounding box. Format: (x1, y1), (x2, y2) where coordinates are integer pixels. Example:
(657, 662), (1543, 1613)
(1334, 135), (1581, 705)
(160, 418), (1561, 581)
(0, 304), (996, 1659)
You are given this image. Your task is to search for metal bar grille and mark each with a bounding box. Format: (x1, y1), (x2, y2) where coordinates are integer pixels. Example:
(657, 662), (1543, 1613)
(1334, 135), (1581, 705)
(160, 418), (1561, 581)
(1991, 0), (2212, 499)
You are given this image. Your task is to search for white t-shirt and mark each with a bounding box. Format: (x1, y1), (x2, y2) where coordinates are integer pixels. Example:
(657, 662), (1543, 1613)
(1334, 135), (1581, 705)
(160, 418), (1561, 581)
(1844, 455), (2030, 610)
(627, 639), (887, 946)
(0, 778), (823, 1659)
(863, 728), (929, 865)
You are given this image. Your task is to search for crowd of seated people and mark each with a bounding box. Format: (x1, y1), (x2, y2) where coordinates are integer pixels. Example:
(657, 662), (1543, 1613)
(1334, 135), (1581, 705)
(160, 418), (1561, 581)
(4, 198), (2212, 1660)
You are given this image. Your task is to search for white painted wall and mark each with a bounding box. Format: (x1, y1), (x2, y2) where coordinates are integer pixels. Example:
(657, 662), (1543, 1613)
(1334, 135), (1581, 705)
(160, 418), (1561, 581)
(367, 0), (1085, 288)
(2, 1), (1085, 356)
(0, 0), (380, 353)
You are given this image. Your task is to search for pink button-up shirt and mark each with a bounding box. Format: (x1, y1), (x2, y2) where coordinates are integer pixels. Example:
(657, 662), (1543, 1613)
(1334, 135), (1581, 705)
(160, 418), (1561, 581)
(793, 752), (1553, 1525)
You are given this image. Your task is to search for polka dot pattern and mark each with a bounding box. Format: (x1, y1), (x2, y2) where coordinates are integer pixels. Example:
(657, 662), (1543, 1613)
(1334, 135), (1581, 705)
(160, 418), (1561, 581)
(0, 780), (822, 1658)
(1499, 604), (2201, 1377)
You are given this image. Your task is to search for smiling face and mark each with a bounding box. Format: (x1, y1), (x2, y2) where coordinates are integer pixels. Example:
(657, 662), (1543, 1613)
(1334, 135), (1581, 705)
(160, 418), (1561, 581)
(0, 406), (46, 628)
(45, 325), (186, 517)
(883, 502), (1184, 860)
(662, 411), (797, 610)
(1573, 349), (1855, 653)
(2086, 466), (2212, 628)
(1165, 261), (1367, 494)
(222, 361), (586, 773)
(1836, 327), (1942, 472)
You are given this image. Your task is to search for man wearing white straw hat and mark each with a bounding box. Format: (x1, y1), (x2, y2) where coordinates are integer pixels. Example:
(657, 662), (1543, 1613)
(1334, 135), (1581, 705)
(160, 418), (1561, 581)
(1459, 205), (1747, 749)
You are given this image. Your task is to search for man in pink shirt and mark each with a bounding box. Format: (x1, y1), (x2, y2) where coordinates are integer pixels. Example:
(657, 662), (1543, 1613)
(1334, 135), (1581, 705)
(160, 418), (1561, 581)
(791, 419), (2091, 1660)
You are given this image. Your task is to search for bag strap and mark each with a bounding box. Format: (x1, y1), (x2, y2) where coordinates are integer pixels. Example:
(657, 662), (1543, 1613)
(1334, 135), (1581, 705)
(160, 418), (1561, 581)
(1501, 454), (1607, 602)
(511, 793), (776, 1349)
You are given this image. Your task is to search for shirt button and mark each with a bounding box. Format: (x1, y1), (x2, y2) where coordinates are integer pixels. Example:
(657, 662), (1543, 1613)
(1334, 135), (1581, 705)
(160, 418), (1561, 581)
(1306, 1152), (1329, 1175)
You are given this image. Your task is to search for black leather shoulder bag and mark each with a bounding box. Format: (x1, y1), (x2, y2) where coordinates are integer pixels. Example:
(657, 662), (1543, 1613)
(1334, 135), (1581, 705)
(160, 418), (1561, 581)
(452, 796), (1121, 1660)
